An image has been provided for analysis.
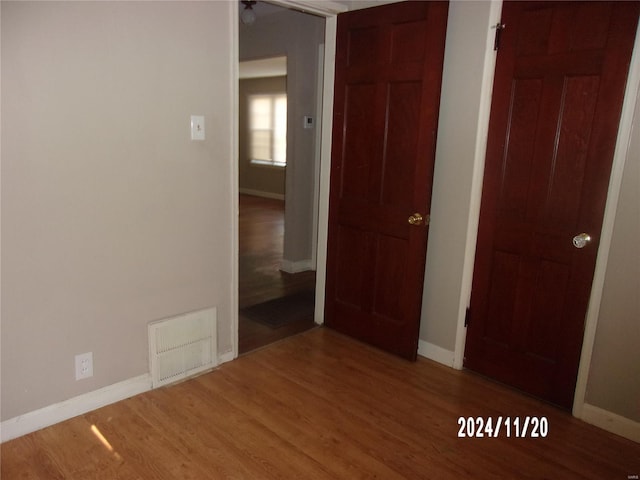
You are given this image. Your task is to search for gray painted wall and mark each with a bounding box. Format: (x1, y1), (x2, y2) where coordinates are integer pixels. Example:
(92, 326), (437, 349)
(585, 91), (640, 422)
(420, 1), (494, 353)
(1, 1), (234, 420)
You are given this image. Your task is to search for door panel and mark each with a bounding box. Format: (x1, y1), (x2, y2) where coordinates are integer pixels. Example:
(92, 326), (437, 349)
(465, 1), (639, 408)
(325, 2), (449, 360)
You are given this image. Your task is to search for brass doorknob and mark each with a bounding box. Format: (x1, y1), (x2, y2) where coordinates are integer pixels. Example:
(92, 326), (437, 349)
(408, 213), (424, 226)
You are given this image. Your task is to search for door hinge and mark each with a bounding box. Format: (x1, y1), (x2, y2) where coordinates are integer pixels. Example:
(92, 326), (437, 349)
(493, 22), (506, 51)
(464, 307), (471, 327)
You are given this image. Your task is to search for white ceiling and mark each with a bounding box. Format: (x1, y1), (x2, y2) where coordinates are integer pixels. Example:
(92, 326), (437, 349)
(239, 56), (287, 79)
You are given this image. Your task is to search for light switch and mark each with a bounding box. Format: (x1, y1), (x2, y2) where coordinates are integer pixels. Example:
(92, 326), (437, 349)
(191, 115), (205, 141)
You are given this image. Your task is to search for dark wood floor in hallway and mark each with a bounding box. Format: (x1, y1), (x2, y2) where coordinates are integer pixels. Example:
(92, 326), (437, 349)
(238, 194), (316, 354)
(2, 328), (638, 479)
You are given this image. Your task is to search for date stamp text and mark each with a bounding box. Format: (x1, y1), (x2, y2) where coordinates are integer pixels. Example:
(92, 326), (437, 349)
(457, 416), (549, 438)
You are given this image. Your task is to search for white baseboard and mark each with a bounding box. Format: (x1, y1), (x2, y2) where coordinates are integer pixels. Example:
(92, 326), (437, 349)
(280, 259), (314, 273)
(239, 188), (285, 201)
(417, 339), (455, 368)
(0, 374), (152, 443)
(1, 348), (240, 443)
(581, 403), (640, 443)
(218, 350), (235, 364)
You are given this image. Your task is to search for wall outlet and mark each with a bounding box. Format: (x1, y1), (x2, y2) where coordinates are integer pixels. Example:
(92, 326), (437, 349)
(75, 352), (93, 380)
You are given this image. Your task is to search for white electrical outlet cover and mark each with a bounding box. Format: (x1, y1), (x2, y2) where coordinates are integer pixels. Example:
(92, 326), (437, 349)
(75, 352), (94, 380)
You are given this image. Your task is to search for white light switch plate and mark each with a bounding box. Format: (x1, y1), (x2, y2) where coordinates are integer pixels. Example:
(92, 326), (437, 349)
(191, 115), (205, 141)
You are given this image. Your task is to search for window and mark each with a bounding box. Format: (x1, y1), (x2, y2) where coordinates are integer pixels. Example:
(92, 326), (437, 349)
(248, 93), (287, 167)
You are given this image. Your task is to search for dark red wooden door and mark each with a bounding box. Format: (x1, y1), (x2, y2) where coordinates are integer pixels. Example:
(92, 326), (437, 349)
(464, 1), (639, 408)
(324, 2), (448, 360)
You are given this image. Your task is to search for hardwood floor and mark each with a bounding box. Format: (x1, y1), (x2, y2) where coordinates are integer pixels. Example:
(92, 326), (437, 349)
(2, 328), (638, 479)
(238, 194), (316, 354)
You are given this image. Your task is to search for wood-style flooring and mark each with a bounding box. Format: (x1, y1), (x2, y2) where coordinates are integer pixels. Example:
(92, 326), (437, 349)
(2, 328), (638, 479)
(238, 194), (316, 354)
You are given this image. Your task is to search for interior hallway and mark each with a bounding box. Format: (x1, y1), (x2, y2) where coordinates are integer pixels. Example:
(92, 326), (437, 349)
(238, 194), (316, 353)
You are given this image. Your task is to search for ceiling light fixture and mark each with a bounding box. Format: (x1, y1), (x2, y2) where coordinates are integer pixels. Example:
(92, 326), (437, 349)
(241, 1), (257, 26)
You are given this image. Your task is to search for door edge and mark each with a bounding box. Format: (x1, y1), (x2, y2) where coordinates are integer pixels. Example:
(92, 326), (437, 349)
(572, 20), (640, 419)
(451, 0), (503, 371)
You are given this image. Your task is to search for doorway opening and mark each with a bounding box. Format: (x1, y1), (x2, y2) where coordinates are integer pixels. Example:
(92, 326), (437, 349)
(238, 194), (316, 353)
(237, 3), (326, 354)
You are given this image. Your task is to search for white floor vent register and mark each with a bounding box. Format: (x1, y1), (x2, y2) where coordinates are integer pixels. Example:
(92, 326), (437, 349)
(148, 308), (217, 388)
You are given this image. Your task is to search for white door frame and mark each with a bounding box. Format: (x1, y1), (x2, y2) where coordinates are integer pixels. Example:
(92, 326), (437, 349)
(230, 1), (345, 358)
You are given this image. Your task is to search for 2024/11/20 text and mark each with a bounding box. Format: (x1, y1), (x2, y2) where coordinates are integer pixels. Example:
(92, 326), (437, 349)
(457, 416), (549, 438)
